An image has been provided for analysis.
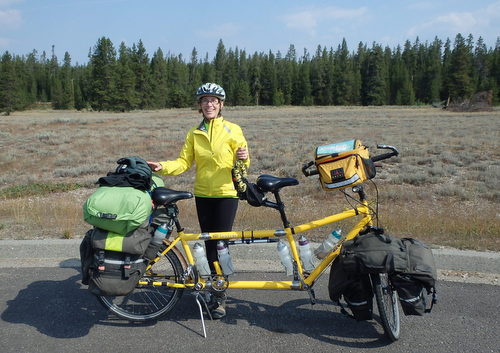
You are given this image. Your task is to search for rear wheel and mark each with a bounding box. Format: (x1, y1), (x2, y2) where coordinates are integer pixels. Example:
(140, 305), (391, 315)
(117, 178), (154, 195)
(371, 273), (400, 341)
(97, 250), (184, 322)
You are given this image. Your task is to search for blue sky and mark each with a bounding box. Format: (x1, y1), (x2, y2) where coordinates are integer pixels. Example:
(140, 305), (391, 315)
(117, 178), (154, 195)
(1, 0), (499, 64)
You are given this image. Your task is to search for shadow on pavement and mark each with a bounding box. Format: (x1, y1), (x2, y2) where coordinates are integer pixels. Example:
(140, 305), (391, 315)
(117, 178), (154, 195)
(2, 269), (106, 338)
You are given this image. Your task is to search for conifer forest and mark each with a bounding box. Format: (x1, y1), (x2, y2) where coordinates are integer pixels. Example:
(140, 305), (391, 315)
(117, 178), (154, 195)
(0, 34), (499, 114)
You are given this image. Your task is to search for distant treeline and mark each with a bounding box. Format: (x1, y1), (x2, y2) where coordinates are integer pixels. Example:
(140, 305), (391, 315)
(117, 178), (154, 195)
(0, 33), (499, 113)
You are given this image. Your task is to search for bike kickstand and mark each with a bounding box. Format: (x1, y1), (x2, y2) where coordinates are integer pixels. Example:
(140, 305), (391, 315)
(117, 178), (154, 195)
(308, 288), (316, 305)
(194, 292), (212, 338)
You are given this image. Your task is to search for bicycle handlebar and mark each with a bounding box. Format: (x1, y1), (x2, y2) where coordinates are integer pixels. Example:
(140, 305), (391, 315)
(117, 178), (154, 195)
(371, 144), (399, 162)
(301, 144), (399, 177)
(301, 161), (319, 177)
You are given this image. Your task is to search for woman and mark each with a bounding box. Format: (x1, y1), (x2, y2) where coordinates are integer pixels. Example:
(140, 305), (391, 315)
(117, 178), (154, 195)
(147, 83), (249, 319)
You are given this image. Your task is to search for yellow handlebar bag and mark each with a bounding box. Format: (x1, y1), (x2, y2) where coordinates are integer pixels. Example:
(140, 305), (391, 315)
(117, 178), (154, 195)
(315, 139), (376, 191)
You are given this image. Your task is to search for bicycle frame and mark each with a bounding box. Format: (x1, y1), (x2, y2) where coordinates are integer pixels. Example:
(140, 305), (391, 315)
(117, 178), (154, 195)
(141, 198), (374, 291)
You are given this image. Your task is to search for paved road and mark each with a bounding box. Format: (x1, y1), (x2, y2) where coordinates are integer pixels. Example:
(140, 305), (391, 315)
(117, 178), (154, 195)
(1, 266), (499, 353)
(1, 239), (499, 353)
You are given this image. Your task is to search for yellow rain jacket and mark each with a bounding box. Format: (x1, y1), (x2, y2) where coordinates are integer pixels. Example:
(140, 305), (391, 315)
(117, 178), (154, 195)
(158, 117), (250, 198)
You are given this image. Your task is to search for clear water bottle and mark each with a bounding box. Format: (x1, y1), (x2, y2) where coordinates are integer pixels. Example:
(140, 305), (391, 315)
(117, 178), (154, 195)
(216, 240), (234, 275)
(314, 229), (342, 259)
(277, 240), (294, 276)
(193, 243), (211, 276)
(298, 235), (316, 272)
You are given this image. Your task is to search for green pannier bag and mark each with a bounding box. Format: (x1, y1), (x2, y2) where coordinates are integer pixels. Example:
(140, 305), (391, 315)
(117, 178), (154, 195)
(83, 186), (152, 235)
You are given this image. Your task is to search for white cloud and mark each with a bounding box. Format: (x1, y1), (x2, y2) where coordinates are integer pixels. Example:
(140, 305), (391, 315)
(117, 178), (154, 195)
(282, 6), (368, 36)
(407, 1), (500, 38)
(0, 8), (22, 29)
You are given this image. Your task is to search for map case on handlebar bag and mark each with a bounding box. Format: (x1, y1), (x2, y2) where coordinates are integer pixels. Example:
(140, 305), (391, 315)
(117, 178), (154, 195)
(315, 139), (376, 191)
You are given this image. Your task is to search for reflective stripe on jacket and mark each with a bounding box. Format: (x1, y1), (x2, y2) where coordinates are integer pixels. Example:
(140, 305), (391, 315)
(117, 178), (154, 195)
(158, 116), (250, 197)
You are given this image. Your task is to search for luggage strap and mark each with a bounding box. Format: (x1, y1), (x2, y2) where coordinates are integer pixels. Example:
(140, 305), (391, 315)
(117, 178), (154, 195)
(123, 255), (131, 278)
(97, 250), (106, 271)
(336, 300), (355, 320)
(425, 287), (437, 313)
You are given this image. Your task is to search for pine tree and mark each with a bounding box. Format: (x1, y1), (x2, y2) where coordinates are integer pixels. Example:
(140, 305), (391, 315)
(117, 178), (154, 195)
(131, 40), (153, 109)
(441, 38), (452, 101)
(362, 44), (387, 105)
(188, 47), (201, 97)
(54, 52), (75, 109)
(89, 37), (117, 111)
(389, 45), (414, 105)
(213, 39), (226, 84)
(473, 36), (490, 92)
(115, 42), (138, 111)
(294, 49), (313, 105)
(425, 37), (443, 103)
(222, 48), (239, 105)
(260, 51), (277, 105)
(200, 53), (215, 83)
(491, 38), (500, 103)
(150, 47), (168, 109)
(166, 54), (189, 108)
(248, 53), (261, 105)
(233, 49), (252, 105)
(448, 33), (474, 102)
(332, 39), (353, 105)
(0, 51), (20, 114)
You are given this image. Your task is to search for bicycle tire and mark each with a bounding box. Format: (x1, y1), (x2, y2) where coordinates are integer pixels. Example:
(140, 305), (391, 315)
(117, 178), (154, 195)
(371, 273), (400, 341)
(97, 249), (184, 322)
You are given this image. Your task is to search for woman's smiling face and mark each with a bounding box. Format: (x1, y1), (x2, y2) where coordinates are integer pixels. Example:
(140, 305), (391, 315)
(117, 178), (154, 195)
(199, 97), (223, 119)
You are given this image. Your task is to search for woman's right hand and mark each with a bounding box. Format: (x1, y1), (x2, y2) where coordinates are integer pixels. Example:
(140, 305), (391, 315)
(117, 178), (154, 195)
(147, 161), (163, 172)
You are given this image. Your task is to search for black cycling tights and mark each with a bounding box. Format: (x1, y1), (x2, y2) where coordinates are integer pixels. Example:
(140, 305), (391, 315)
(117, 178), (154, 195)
(195, 197), (238, 272)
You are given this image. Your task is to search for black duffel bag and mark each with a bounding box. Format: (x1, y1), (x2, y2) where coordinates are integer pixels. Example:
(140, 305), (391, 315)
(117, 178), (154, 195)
(390, 238), (437, 315)
(328, 257), (374, 321)
(88, 249), (147, 296)
(340, 228), (408, 274)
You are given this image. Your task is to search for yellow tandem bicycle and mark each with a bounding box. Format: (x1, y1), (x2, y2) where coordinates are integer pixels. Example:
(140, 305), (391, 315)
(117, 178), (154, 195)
(96, 144), (401, 341)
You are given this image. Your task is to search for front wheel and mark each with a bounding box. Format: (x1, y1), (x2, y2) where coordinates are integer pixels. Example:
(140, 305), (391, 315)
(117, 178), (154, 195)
(97, 249), (184, 322)
(371, 273), (400, 341)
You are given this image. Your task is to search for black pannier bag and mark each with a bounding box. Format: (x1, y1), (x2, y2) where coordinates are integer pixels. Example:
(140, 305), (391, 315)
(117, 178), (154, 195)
(340, 229), (408, 274)
(328, 257), (373, 321)
(88, 249), (147, 296)
(338, 228), (438, 316)
(79, 227), (148, 296)
(390, 238), (437, 316)
(79, 229), (94, 286)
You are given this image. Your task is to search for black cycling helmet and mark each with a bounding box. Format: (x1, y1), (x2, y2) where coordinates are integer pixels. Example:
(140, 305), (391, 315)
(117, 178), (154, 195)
(196, 83), (226, 101)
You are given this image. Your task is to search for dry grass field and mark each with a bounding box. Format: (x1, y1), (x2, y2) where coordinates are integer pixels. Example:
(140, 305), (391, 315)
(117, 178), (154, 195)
(0, 106), (499, 251)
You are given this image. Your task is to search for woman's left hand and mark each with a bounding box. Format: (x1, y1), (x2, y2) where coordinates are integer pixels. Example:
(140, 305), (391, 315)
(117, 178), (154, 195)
(236, 147), (248, 160)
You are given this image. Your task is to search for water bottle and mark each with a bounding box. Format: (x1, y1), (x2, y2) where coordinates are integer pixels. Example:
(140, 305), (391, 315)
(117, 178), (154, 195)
(144, 223), (171, 260)
(193, 243), (211, 276)
(216, 240), (234, 275)
(298, 236), (315, 272)
(314, 229), (342, 259)
(152, 223), (170, 245)
(277, 240), (294, 276)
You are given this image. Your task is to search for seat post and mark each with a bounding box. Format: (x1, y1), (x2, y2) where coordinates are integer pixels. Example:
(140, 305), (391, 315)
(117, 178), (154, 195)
(273, 191), (291, 229)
